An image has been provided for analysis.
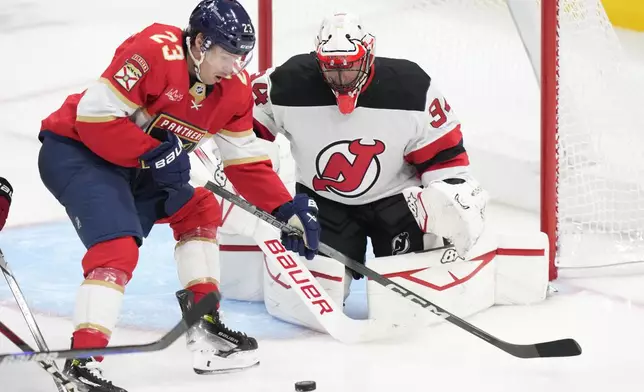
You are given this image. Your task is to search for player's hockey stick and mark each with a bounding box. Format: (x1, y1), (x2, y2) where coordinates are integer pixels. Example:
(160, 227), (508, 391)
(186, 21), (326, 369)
(0, 249), (71, 391)
(0, 320), (78, 391)
(203, 180), (582, 359)
(0, 291), (219, 363)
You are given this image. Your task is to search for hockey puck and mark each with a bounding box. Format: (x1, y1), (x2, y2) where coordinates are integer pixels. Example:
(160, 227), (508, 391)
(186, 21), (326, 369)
(294, 380), (316, 391)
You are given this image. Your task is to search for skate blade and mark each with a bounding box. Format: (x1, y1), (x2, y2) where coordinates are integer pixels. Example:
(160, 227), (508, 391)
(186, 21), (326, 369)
(193, 361), (260, 375)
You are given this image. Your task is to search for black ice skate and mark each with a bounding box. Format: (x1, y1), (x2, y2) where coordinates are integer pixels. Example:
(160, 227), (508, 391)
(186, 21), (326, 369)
(63, 357), (127, 392)
(176, 289), (259, 374)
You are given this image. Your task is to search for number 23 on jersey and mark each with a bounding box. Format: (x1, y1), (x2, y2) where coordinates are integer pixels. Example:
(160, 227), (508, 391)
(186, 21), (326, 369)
(150, 31), (185, 61)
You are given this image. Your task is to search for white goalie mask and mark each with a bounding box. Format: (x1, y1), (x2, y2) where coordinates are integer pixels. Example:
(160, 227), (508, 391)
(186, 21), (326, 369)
(314, 13), (376, 114)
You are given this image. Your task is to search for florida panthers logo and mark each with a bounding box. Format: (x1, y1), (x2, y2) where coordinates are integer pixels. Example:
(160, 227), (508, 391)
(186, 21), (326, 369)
(312, 139), (386, 198)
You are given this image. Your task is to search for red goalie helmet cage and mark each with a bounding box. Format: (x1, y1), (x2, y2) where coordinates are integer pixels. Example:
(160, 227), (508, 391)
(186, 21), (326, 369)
(251, 0), (644, 280)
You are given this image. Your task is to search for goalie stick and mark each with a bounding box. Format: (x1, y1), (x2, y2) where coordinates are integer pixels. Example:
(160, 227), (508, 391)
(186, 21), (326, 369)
(0, 320), (78, 391)
(0, 291), (219, 363)
(202, 179), (582, 359)
(0, 249), (70, 391)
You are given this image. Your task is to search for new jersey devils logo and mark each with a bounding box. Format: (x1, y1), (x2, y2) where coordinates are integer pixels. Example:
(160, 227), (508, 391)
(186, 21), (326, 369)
(312, 139), (386, 198)
(392, 232), (411, 255)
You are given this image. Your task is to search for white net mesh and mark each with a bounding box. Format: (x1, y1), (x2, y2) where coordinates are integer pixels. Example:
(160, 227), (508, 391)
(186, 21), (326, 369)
(557, 0), (644, 273)
(246, 0), (644, 275)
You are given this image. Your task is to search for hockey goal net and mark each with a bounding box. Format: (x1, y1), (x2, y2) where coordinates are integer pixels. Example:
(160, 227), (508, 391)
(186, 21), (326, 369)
(247, 0), (644, 280)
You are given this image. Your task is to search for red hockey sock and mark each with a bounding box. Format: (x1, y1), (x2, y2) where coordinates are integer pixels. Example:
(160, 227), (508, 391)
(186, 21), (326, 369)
(72, 328), (110, 362)
(188, 282), (220, 308)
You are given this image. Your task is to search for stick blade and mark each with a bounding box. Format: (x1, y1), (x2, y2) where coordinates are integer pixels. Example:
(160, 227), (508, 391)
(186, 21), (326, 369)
(503, 338), (582, 359)
(534, 338), (582, 358)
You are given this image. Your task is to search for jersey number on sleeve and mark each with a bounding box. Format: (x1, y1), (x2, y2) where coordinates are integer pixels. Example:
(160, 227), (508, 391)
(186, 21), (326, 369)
(252, 83), (269, 105)
(250, 70), (269, 105)
(428, 98), (451, 128)
(150, 31), (185, 61)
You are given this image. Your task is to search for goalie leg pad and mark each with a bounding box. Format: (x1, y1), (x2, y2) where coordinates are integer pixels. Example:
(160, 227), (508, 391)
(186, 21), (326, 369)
(493, 232), (549, 305)
(263, 254), (347, 332)
(219, 233), (264, 301)
(366, 247), (496, 329)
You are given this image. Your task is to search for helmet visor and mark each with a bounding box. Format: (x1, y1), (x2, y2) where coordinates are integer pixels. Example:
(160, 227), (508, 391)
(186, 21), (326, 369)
(203, 44), (253, 77)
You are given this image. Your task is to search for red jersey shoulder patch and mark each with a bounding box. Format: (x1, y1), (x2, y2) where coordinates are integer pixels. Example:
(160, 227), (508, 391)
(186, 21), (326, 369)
(113, 61), (145, 91)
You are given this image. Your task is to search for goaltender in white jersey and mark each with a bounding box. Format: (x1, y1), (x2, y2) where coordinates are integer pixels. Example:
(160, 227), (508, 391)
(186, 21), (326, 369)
(200, 13), (551, 338)
(252, 12), (487, 261)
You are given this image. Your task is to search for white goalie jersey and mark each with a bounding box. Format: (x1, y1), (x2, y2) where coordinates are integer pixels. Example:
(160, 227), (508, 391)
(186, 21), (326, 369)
(251, 53), (470, 205)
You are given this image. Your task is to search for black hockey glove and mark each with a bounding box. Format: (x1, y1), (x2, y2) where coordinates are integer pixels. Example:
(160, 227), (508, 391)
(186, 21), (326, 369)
(140, 130), (194, 216)
(140, 130), (191, 188)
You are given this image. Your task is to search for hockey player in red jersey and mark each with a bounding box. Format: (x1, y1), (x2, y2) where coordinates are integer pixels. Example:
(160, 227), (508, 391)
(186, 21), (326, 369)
(252, 13), (487, 281)
(37, 1), (320, 390)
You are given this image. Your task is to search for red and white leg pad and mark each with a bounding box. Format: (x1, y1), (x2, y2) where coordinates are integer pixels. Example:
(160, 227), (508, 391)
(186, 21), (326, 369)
(263, 254), (348, 332)
(219, 233), (265, 302)
(366, 232), (550, 329)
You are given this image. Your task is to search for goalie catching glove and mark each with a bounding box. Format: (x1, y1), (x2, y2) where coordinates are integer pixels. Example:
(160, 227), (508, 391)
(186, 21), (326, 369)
(274, 194), (321, 260)
(404, 175), (488, 258)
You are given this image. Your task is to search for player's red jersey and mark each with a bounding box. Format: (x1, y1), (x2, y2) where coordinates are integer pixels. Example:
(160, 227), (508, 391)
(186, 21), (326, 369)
(40, 23), (291, 213)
